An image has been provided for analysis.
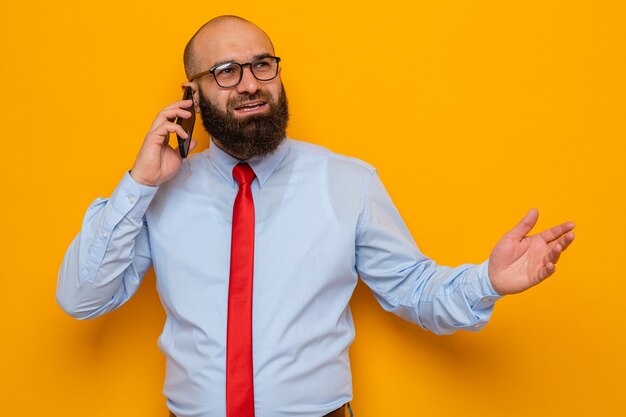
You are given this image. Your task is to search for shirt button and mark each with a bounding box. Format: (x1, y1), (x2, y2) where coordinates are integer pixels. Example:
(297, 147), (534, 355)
(128, 195), (136, 204)
(102, 231), (109, 238)
(474, 323), (481, 328)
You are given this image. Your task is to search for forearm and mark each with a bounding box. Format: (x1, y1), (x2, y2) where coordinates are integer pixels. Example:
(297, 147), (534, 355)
(412, 260), (502, 335)
(360, 256), (502, 335)
(355, 171), (503, 335)
(56, 172), (157, 319)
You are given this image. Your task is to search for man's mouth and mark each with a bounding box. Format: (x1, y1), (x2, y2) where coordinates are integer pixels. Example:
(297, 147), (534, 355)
(232, 101), (268, 115)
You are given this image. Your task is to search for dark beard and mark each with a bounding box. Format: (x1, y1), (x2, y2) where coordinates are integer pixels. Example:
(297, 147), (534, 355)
(198, 84), (289, 160)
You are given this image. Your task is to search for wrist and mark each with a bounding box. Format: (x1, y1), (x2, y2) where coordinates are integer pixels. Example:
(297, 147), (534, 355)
(129, 169), (159, 187)
(487, 262), (506, 296)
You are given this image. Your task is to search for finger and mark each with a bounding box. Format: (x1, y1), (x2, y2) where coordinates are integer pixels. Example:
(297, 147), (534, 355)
(554, 231), (575, 252)
(544, 243), (563, 265)
(148, 121), (188, 144)
(537, 262), (556, 281)
(150, 108), (193, 131)
(506, 208), (539, 239)
(164, 99), (194, 110)
(188, 138), (198, 152)
(539, 222), (576, 243)
(159, 107), (193, 120)
(156, 101), (194, 120)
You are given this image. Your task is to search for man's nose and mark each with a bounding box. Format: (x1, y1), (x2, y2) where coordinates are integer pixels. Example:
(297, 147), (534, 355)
(235, 65), (260, 95)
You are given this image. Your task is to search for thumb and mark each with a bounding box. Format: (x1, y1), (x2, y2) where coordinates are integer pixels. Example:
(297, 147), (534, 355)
(188, 138), (198, 153)
(506, 208), (539, 239)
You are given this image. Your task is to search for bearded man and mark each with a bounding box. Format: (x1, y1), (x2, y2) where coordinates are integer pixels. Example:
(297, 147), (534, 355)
(57, 15), (575, 417)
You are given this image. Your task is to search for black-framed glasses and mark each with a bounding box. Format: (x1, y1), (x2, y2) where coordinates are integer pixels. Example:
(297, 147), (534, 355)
(189, 56), (281, 88)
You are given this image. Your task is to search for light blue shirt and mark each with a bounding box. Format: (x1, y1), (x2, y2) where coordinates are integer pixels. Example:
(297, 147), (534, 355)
(57, 138), (502, 417)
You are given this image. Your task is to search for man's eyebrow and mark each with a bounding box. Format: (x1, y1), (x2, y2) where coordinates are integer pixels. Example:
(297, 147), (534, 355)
(210, 53), (273, 68)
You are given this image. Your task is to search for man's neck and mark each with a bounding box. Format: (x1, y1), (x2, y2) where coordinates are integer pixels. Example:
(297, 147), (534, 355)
(211, 137), (249, 161)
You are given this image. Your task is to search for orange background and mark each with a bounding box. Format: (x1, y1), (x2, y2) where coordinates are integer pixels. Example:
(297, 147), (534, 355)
(1, 1), (624, 416)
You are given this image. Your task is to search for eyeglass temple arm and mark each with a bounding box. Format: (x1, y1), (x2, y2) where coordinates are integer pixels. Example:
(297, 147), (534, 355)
(188, 69), (213, 82)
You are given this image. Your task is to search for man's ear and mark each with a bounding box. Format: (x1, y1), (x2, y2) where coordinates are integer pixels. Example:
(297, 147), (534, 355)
(181, 81), (201, 113)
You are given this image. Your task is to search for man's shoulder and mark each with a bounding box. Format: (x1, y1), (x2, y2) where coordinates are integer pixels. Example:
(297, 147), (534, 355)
(286, 138), (376, 174)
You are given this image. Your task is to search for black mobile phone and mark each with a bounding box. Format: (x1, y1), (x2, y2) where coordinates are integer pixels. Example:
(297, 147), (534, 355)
(175, 87), (195, 158)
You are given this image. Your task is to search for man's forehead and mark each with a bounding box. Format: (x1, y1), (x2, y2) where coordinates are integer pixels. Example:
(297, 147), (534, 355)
(194, 20), (274, 67)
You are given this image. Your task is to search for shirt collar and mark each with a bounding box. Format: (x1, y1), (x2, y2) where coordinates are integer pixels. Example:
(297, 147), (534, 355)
(207, 137), (290, 189)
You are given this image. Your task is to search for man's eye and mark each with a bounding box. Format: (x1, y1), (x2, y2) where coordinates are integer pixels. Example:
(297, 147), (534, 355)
(216, 65), (238, 76)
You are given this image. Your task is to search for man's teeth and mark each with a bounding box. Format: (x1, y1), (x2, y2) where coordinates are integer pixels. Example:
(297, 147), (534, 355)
(238, 103), (264, 111)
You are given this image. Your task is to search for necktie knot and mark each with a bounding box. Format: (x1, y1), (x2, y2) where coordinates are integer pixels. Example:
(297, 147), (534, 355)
(233, 163), (256, 186)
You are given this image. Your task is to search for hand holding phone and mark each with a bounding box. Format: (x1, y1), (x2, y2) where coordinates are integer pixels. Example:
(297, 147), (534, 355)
(130, 93), (196, 186)
(175, 87), (196, 158)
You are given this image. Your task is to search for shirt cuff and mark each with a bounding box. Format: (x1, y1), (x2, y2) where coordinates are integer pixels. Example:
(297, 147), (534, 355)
(110, 171), (159, 221)
(463, 260), (504, 311)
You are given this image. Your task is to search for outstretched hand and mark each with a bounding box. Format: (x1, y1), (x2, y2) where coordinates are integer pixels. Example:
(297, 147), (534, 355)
(488, 209), (575, 295)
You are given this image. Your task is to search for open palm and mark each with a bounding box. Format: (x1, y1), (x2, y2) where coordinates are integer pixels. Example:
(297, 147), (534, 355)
(488, 208), (575, 295)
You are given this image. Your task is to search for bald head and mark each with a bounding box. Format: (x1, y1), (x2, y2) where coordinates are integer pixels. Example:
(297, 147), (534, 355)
(183, 15), (275, 80)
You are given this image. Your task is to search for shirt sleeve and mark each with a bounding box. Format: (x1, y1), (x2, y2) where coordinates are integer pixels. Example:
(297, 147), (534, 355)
(355, 171), (503, 335)
(56, 171), (158, 319)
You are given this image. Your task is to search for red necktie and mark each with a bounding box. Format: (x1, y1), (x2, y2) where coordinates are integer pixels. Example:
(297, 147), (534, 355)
(227, 163), (256, 417)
